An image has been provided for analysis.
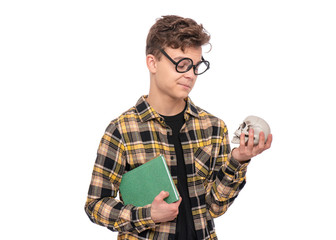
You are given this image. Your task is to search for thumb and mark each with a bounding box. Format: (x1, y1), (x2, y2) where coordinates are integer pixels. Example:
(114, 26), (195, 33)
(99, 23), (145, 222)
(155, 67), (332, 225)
(155, 191), (169, 201)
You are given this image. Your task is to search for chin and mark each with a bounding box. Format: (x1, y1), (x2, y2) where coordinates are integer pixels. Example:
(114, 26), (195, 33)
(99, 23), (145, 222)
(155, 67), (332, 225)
(174, 92), (190, 100)
(164, 86), (192, 101)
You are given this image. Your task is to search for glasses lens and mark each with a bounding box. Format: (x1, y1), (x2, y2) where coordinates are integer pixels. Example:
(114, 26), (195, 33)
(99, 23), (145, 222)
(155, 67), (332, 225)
(176, 59), (193, 73)
(195, 61), (209, 75)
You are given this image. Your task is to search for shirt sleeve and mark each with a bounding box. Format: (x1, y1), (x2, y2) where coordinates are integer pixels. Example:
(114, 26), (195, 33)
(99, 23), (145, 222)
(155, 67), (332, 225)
(205, 121), (250, 218)
(84, 123), (156, 233)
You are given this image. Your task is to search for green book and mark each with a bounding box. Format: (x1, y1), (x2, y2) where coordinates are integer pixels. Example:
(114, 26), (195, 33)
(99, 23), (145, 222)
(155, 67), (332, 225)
(119, 155), (179, 207)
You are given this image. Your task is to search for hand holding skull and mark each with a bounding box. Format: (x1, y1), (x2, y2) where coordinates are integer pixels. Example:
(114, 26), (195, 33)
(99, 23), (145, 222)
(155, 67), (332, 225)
(231, 116), (272, 162)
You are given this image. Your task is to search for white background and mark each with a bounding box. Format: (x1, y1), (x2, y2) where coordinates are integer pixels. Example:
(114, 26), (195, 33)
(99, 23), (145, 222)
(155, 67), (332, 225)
(1, 0), (335, 239)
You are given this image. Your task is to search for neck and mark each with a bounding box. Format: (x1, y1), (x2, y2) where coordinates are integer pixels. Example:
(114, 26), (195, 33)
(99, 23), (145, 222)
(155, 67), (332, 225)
(147, 93), (186, 116)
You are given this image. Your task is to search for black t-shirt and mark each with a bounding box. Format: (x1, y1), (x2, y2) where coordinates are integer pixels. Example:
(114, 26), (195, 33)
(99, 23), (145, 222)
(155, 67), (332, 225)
(161, 108), (197, 240)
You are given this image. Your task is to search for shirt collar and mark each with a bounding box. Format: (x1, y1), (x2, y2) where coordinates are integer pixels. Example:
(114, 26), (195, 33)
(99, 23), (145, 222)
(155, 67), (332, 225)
(135, 95), (200, 122)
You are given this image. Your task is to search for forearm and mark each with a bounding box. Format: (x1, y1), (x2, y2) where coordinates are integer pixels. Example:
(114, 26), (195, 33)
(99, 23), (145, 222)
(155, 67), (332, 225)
(85, 161), (156, 233)
(206, 155), (249, 218)
(85, 196), (122, 228)
(85, 197), (155, 233)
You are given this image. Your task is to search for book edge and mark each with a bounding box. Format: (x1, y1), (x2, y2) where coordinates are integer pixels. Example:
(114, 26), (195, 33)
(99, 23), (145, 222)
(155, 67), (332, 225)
(160, 155), (179, 201)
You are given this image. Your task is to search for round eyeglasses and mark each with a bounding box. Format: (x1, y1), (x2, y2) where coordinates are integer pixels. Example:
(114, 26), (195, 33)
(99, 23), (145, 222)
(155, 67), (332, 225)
(160, 49), (210, 75)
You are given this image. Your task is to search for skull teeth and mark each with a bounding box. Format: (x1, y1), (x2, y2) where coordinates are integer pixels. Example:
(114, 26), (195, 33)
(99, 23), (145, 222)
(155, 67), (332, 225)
(231, 136), (240, 144)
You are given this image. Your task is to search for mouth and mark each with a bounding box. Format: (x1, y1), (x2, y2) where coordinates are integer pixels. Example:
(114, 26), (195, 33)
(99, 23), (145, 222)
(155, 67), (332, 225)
(178, 83), (191, 90)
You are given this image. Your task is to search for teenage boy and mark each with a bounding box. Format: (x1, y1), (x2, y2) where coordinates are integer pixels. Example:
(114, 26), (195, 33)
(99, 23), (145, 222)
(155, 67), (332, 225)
(85, 15), (272, 240)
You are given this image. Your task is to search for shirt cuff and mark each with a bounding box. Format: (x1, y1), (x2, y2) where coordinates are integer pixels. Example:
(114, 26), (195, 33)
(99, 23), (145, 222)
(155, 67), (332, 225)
(228, 153), (250, 180)
(119, 204), (156, 233)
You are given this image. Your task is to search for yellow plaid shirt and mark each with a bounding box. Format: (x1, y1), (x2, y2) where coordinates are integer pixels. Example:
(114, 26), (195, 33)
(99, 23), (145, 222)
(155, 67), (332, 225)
(85, 96), (249, 240)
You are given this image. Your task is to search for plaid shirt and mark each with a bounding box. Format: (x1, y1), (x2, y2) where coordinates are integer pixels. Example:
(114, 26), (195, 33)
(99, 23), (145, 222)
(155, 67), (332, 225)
(85, 96), (249, 240)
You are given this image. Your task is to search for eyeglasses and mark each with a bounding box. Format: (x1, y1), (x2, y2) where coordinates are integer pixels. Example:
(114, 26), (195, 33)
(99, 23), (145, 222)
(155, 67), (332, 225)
(159, 49), (210, 75)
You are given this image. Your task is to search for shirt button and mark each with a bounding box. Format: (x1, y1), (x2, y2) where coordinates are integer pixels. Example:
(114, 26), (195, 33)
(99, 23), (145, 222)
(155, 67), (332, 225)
(170, 156), (174, 160)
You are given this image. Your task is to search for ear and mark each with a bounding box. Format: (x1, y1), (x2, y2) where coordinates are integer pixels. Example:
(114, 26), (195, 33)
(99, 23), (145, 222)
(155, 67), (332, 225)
(146, 54), (158, 74)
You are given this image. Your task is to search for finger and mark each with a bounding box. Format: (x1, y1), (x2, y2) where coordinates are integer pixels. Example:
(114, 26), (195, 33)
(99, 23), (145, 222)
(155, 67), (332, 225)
(258, 131), (265, 148)
(250, 131), (265, 155)
(239, 132), (245, 147)
(247, 129), (254, 151)
(175, 196), (182, 206)
(155, 191), (169, 201)
(170, 197), (182, 210)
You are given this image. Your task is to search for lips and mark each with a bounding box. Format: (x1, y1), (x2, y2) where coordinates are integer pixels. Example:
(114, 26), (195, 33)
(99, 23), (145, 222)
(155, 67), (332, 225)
(178, 83), (191, 89)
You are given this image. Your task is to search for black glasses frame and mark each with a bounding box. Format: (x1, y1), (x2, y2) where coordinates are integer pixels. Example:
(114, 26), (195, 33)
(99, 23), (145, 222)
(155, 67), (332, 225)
(159, 49), (210, 75)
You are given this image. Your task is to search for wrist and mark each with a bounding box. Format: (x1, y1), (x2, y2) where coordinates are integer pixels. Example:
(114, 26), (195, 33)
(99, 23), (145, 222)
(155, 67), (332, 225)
(231, 148), (250, 163)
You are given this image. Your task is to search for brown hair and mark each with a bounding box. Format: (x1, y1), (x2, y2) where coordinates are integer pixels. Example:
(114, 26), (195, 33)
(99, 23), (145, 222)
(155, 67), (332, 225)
(146, 15), (211, 59)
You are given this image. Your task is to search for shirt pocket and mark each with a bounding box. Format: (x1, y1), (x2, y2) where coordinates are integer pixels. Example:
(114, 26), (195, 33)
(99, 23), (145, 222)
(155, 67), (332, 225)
(194, 144), (213, 180)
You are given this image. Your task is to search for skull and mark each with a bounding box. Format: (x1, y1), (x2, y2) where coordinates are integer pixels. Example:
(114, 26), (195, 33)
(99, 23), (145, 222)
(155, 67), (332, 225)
(231, 116), (271, 145)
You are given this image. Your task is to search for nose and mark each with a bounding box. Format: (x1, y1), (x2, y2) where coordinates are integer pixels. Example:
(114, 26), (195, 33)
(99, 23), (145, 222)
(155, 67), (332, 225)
(184, 67), (197, 79)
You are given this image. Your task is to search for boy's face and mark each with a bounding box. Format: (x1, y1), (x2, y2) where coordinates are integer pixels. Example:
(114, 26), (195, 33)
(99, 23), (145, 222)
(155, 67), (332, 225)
(151, 46), (202, 101)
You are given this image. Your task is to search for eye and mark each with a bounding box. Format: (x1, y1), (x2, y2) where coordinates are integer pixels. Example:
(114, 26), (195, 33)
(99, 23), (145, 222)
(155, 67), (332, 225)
(177, 59), (192, 72)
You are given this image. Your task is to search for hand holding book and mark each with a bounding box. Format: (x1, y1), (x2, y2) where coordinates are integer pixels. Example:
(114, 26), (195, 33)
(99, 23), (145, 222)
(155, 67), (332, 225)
(151, 191), (182, 223)
(119, 155), (182, 223)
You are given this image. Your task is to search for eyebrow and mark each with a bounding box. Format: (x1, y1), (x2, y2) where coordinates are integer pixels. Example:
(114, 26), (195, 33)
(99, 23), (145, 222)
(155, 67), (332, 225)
(173, 56), (186, 62)
(173, 55), (203, 63)
(160, 49), (203, 64)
